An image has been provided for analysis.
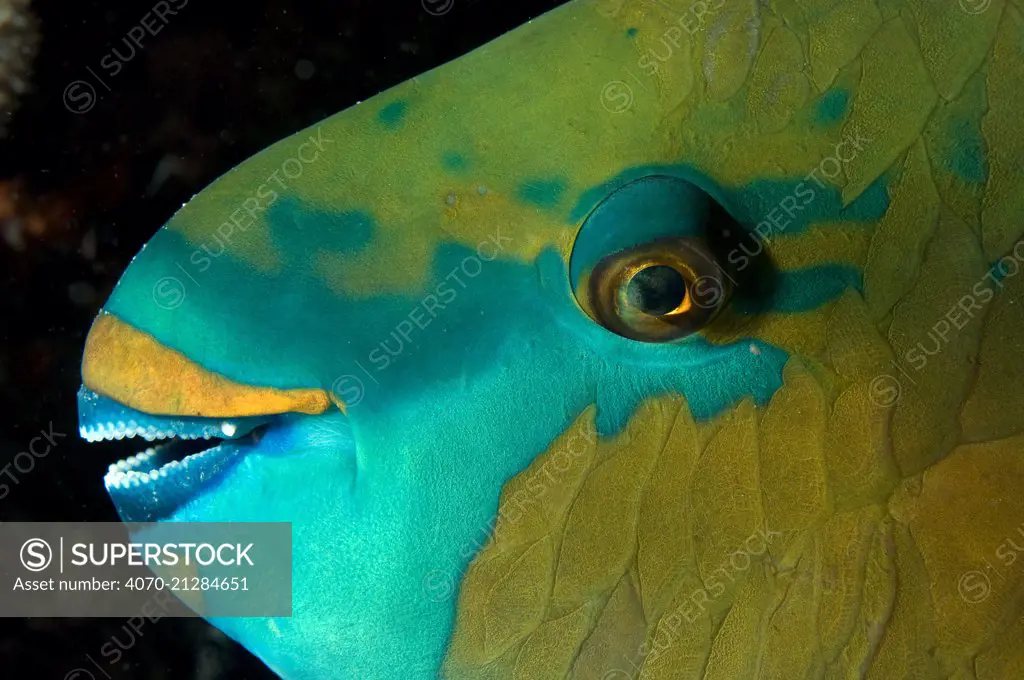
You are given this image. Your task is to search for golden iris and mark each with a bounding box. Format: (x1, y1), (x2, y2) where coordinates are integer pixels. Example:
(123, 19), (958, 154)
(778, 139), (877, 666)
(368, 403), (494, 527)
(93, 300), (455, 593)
(584, 237), (729, 342)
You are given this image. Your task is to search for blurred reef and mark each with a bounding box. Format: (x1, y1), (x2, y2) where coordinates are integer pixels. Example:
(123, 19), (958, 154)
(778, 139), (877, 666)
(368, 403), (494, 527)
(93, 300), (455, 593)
(0, 0), (38, 137)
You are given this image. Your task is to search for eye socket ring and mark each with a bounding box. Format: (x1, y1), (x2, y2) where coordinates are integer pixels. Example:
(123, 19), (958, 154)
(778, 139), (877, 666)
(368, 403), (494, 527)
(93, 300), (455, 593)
(586, 237), (729, 343)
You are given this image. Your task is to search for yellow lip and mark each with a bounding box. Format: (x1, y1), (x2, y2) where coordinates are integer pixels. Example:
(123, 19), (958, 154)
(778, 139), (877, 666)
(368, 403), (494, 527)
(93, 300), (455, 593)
(82, 312), (334, 418)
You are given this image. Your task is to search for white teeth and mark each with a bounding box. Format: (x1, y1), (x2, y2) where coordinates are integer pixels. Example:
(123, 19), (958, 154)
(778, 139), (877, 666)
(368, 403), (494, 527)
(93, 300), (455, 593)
(80, 421), (201, 442)
(103, 442), (231, 490)
(105, 468), (154, 489)
(126, 450), (151, 465)
(93, 417), (245, 493)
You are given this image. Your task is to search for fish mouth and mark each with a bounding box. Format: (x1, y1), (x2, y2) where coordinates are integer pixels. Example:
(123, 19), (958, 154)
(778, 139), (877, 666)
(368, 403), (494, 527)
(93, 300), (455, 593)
(78, 386), (278, 521)
(76, 312), (340, 521)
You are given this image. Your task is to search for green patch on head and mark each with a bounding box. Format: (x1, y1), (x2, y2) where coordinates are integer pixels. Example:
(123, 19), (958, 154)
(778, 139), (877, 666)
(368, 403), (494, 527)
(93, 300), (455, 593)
(441, 152), (470, 173)
(737, 265), (862, 314)
(266, 198), (377, 260)
(378, 100), (409, 129)
(515, 178), (568, 210)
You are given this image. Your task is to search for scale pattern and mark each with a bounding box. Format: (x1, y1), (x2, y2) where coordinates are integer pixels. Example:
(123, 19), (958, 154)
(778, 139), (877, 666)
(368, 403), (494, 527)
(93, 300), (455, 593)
(443, 0), (1024, 677)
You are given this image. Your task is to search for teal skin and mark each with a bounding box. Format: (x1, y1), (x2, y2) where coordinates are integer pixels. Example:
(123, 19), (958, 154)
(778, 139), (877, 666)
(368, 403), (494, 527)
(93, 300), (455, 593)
(89, 182), (822, 678)
(81, 27), (873, 680)
(75, 0), (1022, 677)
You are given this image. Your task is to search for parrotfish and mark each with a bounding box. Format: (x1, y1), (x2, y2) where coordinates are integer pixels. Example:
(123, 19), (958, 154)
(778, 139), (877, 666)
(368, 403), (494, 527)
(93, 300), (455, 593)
(78, 0), (1024, 678)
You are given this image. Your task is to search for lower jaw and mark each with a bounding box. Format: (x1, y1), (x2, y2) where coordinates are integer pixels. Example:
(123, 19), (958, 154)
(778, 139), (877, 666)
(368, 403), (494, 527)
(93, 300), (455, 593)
(104, 439), (248, 522)
(78, 386), (271, 522)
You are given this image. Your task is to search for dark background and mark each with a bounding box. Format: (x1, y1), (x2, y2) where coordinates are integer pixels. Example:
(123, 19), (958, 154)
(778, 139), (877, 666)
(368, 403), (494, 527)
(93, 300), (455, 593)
(0, 0), (564, 676)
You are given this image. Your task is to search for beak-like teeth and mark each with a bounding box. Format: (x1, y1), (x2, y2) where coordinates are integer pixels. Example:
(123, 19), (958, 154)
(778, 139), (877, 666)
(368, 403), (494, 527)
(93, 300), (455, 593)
(101, 439), (234, 492)
(80, 421), (235, 443)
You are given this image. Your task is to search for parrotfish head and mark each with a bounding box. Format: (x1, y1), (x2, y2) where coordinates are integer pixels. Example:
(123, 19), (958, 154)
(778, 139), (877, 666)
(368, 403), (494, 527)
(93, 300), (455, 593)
(78, 1), (1024, 679)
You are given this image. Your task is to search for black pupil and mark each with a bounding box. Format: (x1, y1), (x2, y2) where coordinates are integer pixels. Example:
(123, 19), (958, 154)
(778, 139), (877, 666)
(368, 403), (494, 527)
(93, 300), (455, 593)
(626, 265), (688, 315)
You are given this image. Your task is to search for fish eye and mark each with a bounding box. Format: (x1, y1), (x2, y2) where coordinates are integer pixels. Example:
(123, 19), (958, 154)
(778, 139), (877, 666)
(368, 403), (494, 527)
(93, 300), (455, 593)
(585, 237), (730, 343)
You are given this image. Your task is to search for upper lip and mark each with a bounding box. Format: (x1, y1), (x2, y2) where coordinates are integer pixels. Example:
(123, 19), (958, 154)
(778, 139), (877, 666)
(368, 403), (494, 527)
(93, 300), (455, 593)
(81, 311), (338, 419)
(78, 310), (345, 520)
